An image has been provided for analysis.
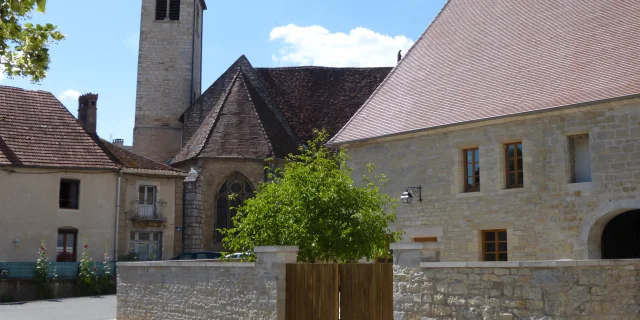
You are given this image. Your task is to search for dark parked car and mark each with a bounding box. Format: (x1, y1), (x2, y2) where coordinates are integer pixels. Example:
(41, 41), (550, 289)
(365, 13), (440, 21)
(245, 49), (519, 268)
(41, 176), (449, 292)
(172, 251), (222, 260)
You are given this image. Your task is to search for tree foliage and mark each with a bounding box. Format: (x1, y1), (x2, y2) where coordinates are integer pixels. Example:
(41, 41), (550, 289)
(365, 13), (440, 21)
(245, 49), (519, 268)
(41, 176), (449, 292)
(1, 0), (65, 82)
(221, 130), (401, 263)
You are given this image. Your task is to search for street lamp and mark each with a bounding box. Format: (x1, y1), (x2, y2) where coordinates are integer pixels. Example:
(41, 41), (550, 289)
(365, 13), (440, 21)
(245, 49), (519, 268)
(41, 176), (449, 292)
(400, 186), (422, 204)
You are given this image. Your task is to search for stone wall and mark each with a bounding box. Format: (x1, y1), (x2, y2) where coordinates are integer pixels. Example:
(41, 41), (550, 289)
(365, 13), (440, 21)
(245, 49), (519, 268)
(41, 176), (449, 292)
(176, 158), (266, 252)
(393, 257), (640, 320)
(346, 98), (640, 261)
(116, 246), (297, 320)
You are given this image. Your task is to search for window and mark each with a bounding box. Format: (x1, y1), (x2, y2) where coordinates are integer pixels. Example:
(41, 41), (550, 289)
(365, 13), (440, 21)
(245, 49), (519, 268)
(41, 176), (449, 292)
(129, 232), (162, 261)
(155, 0), (167, 20)
(413, 237), (438, 242)
(463, 148), (480, 192)
(56, 228), (77, 262)
(169, 0), (180, 20)
(482, 230), (507, 261)
(59, 179), (80, 209)
(505, 142), (523, 188)
(137, 186), (157, 218)
(568, 134), (591, 183)
(215, 174), (254, 243)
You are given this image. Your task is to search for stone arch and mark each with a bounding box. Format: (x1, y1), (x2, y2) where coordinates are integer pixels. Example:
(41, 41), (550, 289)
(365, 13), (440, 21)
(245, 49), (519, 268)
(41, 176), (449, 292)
(213, 172), (255, 243)
(577, 199), (640, 259)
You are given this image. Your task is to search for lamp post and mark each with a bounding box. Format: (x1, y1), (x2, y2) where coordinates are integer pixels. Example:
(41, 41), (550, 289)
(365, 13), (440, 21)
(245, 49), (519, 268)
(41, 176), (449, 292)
(400, 186), (422, 204)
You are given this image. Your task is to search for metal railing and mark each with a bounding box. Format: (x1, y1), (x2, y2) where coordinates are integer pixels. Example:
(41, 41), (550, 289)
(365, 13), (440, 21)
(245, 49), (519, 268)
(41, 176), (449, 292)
(0, 262), (115, 279)
(130, 201), (167, 221)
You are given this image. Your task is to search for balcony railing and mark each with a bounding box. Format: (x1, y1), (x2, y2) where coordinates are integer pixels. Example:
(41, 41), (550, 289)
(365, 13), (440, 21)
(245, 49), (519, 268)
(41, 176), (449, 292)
(130, 201), (167, 221)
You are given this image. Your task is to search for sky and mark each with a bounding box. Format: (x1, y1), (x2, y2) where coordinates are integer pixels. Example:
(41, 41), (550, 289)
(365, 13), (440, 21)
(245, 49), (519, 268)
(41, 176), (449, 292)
(1, 0), (447, 145)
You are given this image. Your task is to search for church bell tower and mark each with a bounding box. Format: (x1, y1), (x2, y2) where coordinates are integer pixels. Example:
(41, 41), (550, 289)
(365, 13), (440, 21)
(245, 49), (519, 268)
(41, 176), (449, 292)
(132, 0), (206, 163)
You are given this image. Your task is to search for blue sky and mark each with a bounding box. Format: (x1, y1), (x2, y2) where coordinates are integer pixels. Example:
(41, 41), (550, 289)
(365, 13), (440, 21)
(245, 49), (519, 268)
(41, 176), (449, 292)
(2, 0), (447, 144)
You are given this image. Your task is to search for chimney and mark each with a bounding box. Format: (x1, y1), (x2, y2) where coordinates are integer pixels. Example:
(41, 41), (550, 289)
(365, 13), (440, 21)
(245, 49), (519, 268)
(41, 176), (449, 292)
(78, 93), (98, 135)
(112, 139), (124, 148)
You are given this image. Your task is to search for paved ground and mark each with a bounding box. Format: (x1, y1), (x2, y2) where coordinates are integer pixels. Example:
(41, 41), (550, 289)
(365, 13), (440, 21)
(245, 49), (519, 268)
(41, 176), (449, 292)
(0, 295), (116, 320)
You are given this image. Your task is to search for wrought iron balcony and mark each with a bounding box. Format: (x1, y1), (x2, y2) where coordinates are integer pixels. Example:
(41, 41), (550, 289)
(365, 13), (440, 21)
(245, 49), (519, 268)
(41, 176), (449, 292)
(130, 201), (167, 222)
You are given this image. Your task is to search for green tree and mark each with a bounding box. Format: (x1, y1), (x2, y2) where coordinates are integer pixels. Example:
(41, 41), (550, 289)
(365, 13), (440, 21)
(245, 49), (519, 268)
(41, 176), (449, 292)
(1, 0), (65, 82)
(221, 129), (401, 263)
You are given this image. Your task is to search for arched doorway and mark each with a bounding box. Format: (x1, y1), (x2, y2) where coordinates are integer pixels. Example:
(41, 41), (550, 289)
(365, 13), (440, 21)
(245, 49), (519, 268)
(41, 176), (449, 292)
(214, 173), (254, 243)
(601, 209), (640, 259)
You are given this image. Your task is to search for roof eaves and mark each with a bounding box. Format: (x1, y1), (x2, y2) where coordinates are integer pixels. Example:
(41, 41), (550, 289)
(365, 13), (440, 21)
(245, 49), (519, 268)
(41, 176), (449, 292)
(329, 93), (640, 147)
(122, 168), (187, 177)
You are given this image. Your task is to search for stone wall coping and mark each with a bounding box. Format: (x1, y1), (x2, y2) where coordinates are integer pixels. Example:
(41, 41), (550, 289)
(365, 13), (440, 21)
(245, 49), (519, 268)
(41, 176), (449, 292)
(253, 246), (299, 253)
(420, 259), (640, 268)
(117, 261), (256, 267)
(390, 242), (445, 250)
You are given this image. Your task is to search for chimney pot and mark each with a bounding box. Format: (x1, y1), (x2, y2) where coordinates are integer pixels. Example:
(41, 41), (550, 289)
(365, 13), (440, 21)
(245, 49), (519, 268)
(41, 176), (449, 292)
(78, 93), (98, 135)
(112, 139), (124, 148)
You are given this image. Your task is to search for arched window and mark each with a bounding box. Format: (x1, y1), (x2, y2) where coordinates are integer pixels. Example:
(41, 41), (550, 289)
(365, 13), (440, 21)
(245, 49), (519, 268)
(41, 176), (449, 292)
(215, 174), (254, 243)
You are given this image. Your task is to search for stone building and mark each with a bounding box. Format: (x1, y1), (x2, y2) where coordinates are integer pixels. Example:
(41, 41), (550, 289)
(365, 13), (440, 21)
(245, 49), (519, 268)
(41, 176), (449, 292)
(131, 0), (392, 252)
(329, 0), (640, 262)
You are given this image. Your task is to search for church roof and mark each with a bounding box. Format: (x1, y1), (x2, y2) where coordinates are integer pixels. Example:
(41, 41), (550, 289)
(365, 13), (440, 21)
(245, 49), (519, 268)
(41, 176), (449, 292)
(330, 0), (640, 145)
(0, 85), (117, 169)
(173, 56), (391, 163)
(174, 71), (298, 162)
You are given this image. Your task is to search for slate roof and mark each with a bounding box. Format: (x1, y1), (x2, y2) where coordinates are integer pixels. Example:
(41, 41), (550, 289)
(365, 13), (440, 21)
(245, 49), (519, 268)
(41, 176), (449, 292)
(0, 86), (116, 169)
(99, 139), (184, 174)
(330, 0), (640, 145)
(174, 56), (391, 163)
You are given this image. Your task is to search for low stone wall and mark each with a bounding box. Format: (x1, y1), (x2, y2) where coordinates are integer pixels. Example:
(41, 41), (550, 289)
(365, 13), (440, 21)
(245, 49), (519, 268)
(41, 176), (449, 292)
(0, 278), (77, 302)
(393, 258), (640, 320)
(116, 246), (297, 320)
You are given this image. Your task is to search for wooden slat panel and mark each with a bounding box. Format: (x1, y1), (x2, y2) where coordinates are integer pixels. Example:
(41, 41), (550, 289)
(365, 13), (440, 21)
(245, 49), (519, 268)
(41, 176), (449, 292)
(339, 264), (393, 320)
(286, 263), (338, 320)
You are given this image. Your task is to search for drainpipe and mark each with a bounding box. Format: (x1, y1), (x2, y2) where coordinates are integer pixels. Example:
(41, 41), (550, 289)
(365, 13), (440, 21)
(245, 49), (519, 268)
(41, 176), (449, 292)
(114, 169), (122, 263)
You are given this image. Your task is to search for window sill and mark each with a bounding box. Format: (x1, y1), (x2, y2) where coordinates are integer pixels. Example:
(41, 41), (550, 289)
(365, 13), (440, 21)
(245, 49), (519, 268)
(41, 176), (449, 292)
(58, 208), (79, 211)
(567, 182), (593, 192)
(498, 187), (526, 194)
(456, 191), (483, 198)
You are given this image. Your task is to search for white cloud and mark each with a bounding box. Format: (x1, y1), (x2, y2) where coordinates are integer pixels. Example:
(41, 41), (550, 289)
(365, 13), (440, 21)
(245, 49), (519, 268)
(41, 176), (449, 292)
(123, 33), (139, 55)
(57, 89), (81, 102)
(270, 24), (414, 67)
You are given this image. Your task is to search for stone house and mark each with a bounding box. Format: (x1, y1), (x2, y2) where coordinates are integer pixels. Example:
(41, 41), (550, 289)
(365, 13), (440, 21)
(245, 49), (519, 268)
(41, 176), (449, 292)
(0, 86), (118, 262)
(131, 0), (392, 252)
(329, 0), (640, 262)
(0, 85), (185, 262)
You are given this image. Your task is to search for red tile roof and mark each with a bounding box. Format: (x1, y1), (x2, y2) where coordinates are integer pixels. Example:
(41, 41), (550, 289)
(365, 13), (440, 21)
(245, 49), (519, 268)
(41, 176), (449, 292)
(99, 139), (184, 174)
(0, 86), (116, 169)
(330, 0), (640, 144)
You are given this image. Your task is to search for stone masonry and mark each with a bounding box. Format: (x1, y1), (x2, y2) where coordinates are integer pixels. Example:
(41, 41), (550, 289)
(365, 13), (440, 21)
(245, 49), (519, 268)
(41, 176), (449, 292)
(132, 0), (205, 163)
(117, 246), (298, 320)
(393, 255), (640, 319)
(347, 97), (640, 261)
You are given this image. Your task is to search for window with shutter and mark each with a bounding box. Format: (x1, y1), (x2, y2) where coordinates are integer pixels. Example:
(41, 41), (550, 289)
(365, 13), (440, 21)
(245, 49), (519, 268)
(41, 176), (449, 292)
(169, 0), (180, 20)
(155, 0), (168, 20)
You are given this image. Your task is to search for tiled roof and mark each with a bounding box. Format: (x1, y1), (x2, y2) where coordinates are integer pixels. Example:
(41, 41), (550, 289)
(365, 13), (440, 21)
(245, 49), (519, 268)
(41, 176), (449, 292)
(99, 139), (183, 173)
(174, 71), (298, 162)
(0, 86), (116, 169)
(175, 56), (391, 163)
(256, 66), (392, 142)
(330, 0), (640, 144)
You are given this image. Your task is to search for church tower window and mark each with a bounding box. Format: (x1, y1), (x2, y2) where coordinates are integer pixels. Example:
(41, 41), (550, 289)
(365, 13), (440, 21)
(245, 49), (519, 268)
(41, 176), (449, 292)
(169, 0), (181, 20)
(155, 0), (167, 20)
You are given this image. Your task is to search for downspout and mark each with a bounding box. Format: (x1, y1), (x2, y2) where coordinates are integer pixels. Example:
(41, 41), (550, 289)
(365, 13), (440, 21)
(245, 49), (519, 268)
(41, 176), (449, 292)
(114, 169), (122, 263)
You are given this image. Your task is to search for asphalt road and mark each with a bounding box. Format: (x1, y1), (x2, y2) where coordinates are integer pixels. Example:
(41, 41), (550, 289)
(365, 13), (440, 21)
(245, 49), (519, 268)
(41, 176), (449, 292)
(0, 295), (116, 320)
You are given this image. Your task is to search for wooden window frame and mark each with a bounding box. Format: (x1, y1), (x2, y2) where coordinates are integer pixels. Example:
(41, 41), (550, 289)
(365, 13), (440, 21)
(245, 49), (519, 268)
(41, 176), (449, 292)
(412, 237), (438, 243)
(463, 147), (480, 192)
(482, 229), (508, 261)
(504, 142), (523, 189)
(59, 179), (80, 209)
(57, 228), (78, 262)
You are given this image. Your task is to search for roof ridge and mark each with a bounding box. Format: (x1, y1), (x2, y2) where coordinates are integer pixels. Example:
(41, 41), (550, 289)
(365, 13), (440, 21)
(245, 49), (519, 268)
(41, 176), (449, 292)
(328, 0), (452, 145)
(237, 72), (276, 156)
(255, 66), (393, 71)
